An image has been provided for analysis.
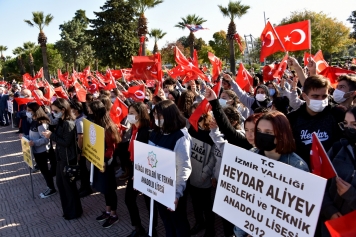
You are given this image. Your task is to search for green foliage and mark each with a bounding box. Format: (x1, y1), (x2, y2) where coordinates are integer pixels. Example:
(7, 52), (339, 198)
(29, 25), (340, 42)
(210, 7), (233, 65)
(128, 0), (163, 15)
(209, 31), (230, 62)
(175, 14), (207, 29)
(88, 0), (139, 68)
(0, 45), (8, 57)
(177, 36), (206, 51)
(160, 41), (188, 65)
(32, 44), (64, 75)
(218, 1), (250, 22)
(56, 10), (95, 69)
(198, 45), (215, 63)
(24, 11), (54, 31)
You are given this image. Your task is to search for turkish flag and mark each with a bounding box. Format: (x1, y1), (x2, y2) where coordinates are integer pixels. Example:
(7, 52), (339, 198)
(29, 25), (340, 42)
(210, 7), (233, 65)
(275, 20), (311, 52)
(110, 98), (128, 126)
(32, 90), (45, 105)
(208, 52), (222, 81)
(236, 63), (253, 91)
(54, 87), (69, 100)
(58, 69), (69, 88)
(132, 55), (157, 81)
(14, 97), (35, 110)
(310, 132), (337, 179)
(263, 63), (278, 81)
(233, 33), (244, 54)
(304, 52), (314, 66)
(273, 53), (289, 79)
(73, 80), (87, 102)
(33, 68), (43, 80)
(23, 73), (34, 81)
(96, 71), (110, 83)
(325, 210), (356, 237)
(319, 67), (356, 88)
(167, 65), (186, 79)
(313, 50), (329, 73)
(104, 72), (117, 91)
(146, 80), (155, 87)
(122, 68), (134, 81)
(122, 85), (146, 102)
(188, 99), (210, 131)
(174, 47), (209, 82)
(260, 22), (285, 62)
(43, 80), (55, 102)
(110, 70), (123, 79)
(212, 78), (221, 96)
(22, 74), (38, 91)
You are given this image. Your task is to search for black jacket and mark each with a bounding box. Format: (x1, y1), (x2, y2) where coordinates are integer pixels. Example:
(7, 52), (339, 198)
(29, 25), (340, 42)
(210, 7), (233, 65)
(287, 103), (344, 166)
(209, 99), (252, 150)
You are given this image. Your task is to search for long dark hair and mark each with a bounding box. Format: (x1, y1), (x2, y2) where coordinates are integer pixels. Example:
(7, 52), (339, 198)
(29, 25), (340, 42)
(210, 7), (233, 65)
(89, 100), (120, 143)
(128, 102), (150, 128)
(27, 102), (50, 124)
(153, 100), (186, 134)
(52, 98), (74, 121)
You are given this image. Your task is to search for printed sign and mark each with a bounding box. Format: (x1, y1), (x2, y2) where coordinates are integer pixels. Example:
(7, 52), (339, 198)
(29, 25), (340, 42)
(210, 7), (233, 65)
(82, 118), (105, 171)
(213, 143), (327, 237)
(7, 101), (13, 113)
(133, 141), (176, 210)
(21, 137), (34, 169)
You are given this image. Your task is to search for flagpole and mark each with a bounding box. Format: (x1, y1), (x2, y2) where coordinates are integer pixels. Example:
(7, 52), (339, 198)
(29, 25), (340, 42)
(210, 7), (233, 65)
(269, 21), (287, 53)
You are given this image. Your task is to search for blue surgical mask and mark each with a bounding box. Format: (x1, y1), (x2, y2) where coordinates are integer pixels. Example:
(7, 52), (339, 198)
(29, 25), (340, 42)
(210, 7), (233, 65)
(53, 111), (63, 119)
(269, 88), (276, 96)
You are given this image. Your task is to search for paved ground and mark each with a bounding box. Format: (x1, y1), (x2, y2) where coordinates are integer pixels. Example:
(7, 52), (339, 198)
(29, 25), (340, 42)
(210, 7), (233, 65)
(0, 125), (225, 237)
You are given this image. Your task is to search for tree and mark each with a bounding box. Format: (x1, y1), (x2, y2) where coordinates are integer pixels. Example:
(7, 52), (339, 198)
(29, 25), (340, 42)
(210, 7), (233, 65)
(209, 31), (230, 62)
(0, 45), (7, 59)
(88, 0), (139, 68)
(0, 46), (7, 79)
(160, 41), (189, 65)
(56, 10), (95, 70)
(23, 42), (38, 77)
(149, 28), (167, 53)
(12, 47), (26, 75)
(129, 0), (164, 56)
(32, 44), (64, 76)
(199, 45), (215, 64)
(280, 10), (355, 61)
(348, 11), (356, 42)
(218, 1), (250, 74)
(24, 11), (54, 80)
(175, 14), (207, 58)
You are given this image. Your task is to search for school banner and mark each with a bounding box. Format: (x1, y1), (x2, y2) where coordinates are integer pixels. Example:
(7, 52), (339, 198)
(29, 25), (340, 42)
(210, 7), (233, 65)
(82, 118), (105, 171)
(21, 137), (34, 169)
(7, 101), (13, 113)
(133, 141), (176, 210)
(213, 143), (327, 237)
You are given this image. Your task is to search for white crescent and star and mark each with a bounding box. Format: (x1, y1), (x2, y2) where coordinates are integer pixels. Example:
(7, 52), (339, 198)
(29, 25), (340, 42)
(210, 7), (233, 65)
(265, 31), (274, 47)
(284, 29), (306, 45)
(134, 90), (145, 100)
(315, 60), (326, 73)
(116, 107), (122, 117)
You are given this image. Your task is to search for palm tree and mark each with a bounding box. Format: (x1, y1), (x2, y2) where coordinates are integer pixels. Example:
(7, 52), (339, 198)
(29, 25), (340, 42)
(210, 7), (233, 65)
(130, 0), (164, 56)
(13, 47), (26, 75)
(149, 28), (167, 54)
(175, 14), (207, 58)
(218, 1), (250, 74)
(0, 46), (8, 80)
(23, 42), (38, 77)
(24, 11), (54, 80)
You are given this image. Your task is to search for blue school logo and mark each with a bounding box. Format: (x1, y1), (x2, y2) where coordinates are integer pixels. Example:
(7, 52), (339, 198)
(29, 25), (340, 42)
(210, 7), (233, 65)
(147, 151), (158, 168)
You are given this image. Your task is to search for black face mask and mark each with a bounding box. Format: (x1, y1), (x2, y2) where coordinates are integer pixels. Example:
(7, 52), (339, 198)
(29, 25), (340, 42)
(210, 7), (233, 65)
(255, 132), (276, 151)
(344, 127), (356, 145)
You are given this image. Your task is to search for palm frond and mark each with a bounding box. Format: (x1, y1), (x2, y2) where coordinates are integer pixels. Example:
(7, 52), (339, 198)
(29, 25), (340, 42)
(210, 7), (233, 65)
(44, 14), (54, 26)
(24, 20), (34, 27)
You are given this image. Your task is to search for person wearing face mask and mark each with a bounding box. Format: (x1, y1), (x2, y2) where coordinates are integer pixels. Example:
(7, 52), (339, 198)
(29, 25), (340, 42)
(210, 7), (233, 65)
(20, 102), (56, 198)
(321, 106), (356, 237)
(332, 75), (356, 109)
(287, 75), (344, 167)
(233, 111), (309, 237)
(70, 100), (92, 198)
(0, 87), (9, 126)
(42, 98), (83, 220)
(221, 74), (272, 115)
(150, 100), (192, 237)
(265, 81), (280, 101)
(124, 102), (158, 237)
(219, 90), (249, 122)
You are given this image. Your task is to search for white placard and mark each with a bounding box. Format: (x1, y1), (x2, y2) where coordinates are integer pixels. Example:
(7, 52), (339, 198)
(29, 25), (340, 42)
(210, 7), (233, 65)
(7, 101), (13, 113)
(213, 143), (327, 237)
(134, 140), (176, 210)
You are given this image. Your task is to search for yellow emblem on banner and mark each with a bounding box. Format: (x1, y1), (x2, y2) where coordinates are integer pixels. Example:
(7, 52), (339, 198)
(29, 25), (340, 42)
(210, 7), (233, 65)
(21, 137), (34, 168)
(82, 118), (105, 171)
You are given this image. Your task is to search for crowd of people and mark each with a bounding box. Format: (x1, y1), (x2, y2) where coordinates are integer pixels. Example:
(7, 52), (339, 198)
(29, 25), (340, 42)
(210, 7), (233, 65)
(1, 55), (356, 237)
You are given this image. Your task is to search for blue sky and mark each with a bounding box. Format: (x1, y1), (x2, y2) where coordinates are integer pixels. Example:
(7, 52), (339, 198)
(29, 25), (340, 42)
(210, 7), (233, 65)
(0, 0), (354, 57)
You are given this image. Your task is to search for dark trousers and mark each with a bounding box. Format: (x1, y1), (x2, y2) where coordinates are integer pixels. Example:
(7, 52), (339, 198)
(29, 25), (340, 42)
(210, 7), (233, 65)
(222, 218), (234, 237)
(189, 184), (215, 231)
(48, 144), (56, 175)
(0, 109), (8, 124)
(125, 162), (158, 228)
(157, 192), (190, 237)
(56, 161), (83, 219)
(79, 156), (91, 190)
(105, 190), (117, 211)
(33, 151), (55, 190)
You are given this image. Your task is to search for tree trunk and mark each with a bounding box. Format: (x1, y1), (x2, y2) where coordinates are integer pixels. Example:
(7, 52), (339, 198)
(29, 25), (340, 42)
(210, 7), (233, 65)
(41, 45), (50, 80)
(188, 32), (195, 58)
(229, 38), (236, 75)
(153, 43), (158, 54)
(142, 38), (146, 56)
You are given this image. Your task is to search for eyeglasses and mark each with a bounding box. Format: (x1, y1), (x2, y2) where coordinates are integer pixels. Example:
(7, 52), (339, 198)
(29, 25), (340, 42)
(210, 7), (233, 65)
(338, 122), (356, 134)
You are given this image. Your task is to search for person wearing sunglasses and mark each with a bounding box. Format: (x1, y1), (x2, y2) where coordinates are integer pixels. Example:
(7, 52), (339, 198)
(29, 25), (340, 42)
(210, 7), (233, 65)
(322, 106), (356, 236)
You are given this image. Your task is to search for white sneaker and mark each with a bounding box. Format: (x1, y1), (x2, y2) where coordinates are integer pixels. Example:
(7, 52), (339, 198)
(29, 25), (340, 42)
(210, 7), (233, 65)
(39, 188), (57, 198)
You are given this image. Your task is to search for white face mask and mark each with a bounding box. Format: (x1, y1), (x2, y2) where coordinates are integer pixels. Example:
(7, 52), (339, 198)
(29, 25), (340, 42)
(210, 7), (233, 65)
(155, 119), (164, 127)
(127, 114), (138, 124)
(255, 93), (266, 102)
(53, 111), (63, 119)
(26, 111), (33, 119)
(219, 98), (228, 107)
(164, 93), (169, 98)
(111, 97), (116, 103)
(333, 89), (346, 103)
(308, 97), (328, 112)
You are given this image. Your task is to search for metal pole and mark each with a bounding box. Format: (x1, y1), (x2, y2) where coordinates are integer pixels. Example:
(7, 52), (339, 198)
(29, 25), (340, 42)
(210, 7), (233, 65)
(29, 167), (35, 199)
(264, 11), (266, 26)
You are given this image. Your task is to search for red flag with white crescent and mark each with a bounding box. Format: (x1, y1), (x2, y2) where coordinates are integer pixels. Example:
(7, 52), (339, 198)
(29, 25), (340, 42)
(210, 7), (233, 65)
(260, 22), (285, 62)
(110, 98), (128, 126)
(275, 20), (311, 52)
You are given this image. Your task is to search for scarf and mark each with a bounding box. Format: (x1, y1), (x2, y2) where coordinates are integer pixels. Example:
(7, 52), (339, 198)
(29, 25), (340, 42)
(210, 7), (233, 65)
(129, 125), (138, 162)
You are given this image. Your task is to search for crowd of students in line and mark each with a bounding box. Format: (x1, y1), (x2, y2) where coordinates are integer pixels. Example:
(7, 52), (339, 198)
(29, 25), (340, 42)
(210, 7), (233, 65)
(2, 56), (356, 237)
